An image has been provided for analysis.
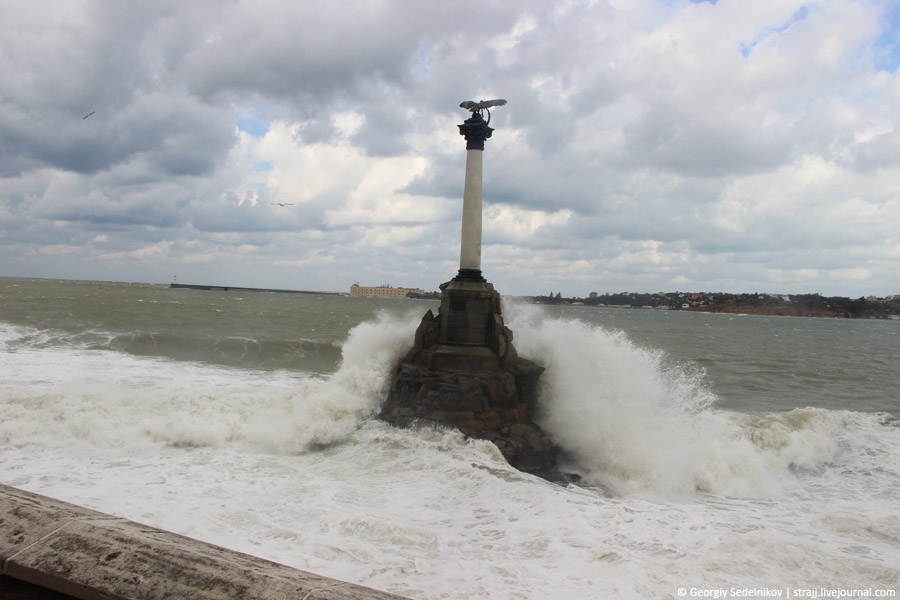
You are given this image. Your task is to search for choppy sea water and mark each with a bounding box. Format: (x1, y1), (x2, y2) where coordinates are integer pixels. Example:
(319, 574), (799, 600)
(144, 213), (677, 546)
(1, 278), (898, 598)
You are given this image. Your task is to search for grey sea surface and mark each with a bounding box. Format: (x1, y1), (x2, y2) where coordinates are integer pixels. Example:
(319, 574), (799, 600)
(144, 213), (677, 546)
(3, 277), (896, 415)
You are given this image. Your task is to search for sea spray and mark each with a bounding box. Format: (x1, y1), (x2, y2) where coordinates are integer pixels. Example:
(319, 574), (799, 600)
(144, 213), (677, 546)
(0, 312), (424, 456)
(243, 310), (423, 454)
(504, 303), (843, 498)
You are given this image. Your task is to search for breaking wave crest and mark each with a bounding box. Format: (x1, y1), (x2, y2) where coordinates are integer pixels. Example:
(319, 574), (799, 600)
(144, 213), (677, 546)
(505, 304), (851, 498)
(0, 313), (420, 455)
(243, 311), (422, 453)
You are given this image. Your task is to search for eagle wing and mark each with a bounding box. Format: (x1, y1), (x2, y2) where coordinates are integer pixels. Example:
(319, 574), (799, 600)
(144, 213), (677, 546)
(480, 99), (506, 109)
(459, 99), (507, 111)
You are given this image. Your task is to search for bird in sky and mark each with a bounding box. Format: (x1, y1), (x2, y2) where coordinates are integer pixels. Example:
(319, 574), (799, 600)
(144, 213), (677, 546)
(82, 111), (95, 120)
(271, 203), (294, 207)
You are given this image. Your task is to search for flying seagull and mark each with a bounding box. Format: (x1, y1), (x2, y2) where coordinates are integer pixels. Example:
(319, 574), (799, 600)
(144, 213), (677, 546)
(82, 111), (95, 120)
(271, 202), (294, 207)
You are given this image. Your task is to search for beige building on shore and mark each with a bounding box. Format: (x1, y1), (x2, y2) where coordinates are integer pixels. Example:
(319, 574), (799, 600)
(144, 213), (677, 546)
(350, 284), (425, 298)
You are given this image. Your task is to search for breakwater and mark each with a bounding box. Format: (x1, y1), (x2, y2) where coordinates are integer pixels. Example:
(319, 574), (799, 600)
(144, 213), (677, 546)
(170, 283), (342, 295)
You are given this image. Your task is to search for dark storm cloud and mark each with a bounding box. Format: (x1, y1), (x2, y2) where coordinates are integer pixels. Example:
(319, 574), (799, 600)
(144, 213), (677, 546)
(351, 101), (414, 157)
(176, 2), (522, 135)
(0, 0), (235, 177)
(1, 0), (898, 296)
(180, 2), (417, 103)
(1, 93), (235, 178)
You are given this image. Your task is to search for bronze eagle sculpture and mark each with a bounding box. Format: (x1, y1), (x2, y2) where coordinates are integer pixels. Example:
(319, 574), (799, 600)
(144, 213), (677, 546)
(459, 98), (506, 124)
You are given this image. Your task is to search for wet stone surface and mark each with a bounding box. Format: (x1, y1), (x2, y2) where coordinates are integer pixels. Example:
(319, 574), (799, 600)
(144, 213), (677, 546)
(381, 284), (559, 475)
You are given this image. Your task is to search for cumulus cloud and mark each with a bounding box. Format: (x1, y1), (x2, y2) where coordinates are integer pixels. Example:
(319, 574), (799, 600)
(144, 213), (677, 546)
(1, 0), (898, 296)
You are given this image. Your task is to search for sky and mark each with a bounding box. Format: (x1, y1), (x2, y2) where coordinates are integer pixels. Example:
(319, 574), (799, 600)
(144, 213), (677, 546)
(1, 0), (899, 297)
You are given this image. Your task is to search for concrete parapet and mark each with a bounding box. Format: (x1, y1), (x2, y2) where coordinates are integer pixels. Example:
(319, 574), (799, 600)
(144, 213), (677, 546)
(0, 484), (409, 600)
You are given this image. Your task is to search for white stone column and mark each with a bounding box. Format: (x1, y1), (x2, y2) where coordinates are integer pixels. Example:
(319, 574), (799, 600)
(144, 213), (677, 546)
(455, 111), (493, 281)
(459, 148), (483, 272)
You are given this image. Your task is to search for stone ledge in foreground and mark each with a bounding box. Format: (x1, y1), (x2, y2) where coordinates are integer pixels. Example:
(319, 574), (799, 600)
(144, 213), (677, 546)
(0, 484), (409, 600)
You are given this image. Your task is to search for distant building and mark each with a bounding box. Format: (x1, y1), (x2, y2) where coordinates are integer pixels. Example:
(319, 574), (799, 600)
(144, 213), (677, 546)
(350, 284), (425, 298)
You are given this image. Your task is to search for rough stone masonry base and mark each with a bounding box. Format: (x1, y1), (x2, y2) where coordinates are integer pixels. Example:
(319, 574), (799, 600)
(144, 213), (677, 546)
(381, 281), (558, 474)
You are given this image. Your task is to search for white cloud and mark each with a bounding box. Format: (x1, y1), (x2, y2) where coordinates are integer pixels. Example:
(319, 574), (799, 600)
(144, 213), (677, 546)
(1, 0), (898, 297)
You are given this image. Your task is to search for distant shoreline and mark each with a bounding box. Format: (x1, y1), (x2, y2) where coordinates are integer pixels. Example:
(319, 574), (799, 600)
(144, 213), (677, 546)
(1, 278), (895, 319)
(528, 291), (900, 320)
(169, 283), (343, 296)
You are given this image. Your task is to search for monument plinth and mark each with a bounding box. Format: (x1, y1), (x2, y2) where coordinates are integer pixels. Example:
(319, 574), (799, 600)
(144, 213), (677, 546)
(381, 100), (558, 475)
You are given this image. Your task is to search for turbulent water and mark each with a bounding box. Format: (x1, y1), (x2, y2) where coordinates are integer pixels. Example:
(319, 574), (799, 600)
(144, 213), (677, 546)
(1, 277), (898, 598)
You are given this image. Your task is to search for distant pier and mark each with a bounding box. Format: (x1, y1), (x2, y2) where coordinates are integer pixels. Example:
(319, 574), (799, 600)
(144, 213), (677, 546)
(170, 283), (342, 296)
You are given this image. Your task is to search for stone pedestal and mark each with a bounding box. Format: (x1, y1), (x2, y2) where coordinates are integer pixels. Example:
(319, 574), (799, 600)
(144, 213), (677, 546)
(381, 282), (557, 474)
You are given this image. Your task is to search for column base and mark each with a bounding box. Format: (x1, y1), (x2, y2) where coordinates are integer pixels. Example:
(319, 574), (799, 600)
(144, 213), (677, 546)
(453, 269), (485, 282)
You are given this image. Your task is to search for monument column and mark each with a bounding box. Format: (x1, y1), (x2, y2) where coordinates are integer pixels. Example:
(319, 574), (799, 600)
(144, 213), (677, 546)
(437, 100), (507, 349)
(381, 97), (557, 475)
(456, 112), (493, 281)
